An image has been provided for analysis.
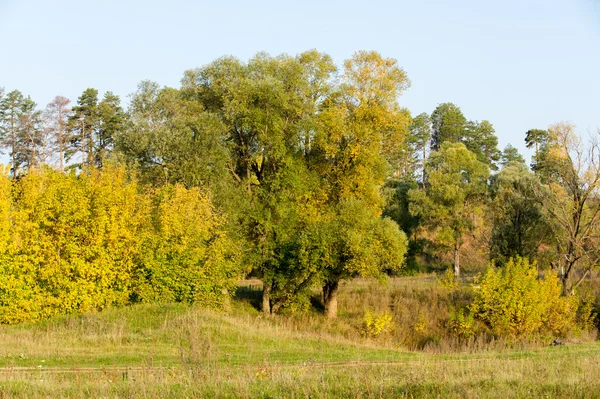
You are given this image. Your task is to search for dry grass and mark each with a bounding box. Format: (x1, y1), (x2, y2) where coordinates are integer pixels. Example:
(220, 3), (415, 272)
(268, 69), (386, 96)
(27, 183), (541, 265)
(0, 276), (596, 397)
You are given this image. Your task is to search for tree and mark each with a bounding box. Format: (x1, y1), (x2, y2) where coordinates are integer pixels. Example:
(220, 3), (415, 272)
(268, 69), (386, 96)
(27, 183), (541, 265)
(96, 92), (127, 168)
(430, 103), (467, 150)
(313, 51), (410, 317)
(67, 88), (99, 169)
(534, 122), (600, 295)
(16, 97), (43, 171)
(489, 162), (549, 263)
(404, 112), (431, 183)
(465, 120), (501, 170)
(525, 128), (549, 157)
(500, 144), (525, 167)
(0, 90), (26, 176)
(409, 142), (489, 277)
(180, 50), (409, 318)
(430, 104), (500, 169)
(182, 51), (336, 315)
(43, 96), (72, 171)
(121, 83), (231, 191)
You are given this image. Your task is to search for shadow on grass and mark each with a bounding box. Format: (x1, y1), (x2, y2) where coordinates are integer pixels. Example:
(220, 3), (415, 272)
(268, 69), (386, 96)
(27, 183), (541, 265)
(234, 286), (263, 312)
(235, 285), (327, 315)
(310, 293), (325, 313)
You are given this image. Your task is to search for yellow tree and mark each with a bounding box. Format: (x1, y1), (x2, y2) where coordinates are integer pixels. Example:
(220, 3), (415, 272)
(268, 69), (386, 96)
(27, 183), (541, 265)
(535, 122), (600, 295)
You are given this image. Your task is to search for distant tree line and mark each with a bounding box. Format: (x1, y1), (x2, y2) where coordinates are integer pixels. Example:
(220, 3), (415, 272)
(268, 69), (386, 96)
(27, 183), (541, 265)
(0, 50), (598, 322)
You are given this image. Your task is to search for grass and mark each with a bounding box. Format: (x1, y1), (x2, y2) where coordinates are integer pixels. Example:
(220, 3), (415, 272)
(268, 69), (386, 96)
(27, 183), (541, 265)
(0, 277), (597, 398)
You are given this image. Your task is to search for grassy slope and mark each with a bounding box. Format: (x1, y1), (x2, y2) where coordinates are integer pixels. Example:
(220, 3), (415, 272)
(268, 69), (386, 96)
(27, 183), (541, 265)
(0, 280), (597, 398)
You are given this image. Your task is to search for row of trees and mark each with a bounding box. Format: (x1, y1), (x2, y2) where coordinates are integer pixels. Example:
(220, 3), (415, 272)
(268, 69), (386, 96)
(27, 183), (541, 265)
(0, 88), (126, 175)
(397, 118), (600, 296)
(1, 50), (598, 321)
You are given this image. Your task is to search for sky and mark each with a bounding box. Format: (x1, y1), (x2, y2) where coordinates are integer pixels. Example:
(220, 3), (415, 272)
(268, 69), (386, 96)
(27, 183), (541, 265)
(0, 0), (599, 162)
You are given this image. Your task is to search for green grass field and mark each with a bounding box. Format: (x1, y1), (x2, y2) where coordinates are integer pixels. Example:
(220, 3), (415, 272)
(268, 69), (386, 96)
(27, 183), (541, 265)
(0, 277), (598, 398)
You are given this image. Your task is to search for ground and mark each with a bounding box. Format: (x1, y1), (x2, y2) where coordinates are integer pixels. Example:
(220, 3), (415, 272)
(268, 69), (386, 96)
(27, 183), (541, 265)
(0, 276), (597, 398)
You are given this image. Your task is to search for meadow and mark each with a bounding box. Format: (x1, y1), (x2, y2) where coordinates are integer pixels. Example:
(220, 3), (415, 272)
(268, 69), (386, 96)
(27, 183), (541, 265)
(0, 276), (597, 398)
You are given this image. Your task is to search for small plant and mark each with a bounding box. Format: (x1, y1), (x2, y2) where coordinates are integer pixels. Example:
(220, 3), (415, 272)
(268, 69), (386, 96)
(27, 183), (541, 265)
(437, 268), (458, 290)
(447, 307), (476, 339)
(575, 295), (597, 331)
(413, 312), (429, 336)
(362, 311), (393, 338)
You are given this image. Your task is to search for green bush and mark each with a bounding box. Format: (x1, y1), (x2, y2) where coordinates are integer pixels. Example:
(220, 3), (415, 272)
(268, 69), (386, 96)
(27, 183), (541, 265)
(471, 257), (578, 338)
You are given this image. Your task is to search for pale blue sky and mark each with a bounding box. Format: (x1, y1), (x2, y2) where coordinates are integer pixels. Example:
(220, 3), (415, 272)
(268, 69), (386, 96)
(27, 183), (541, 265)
(1, 0), (599, 161)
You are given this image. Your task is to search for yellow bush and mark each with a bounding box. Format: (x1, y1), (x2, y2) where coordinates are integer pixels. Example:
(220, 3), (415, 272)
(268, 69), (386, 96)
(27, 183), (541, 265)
(471, 257), (578, 338)
(0, 166), (147, 323)
(362, 311), (393, 338)
(0, 166), (241, 324)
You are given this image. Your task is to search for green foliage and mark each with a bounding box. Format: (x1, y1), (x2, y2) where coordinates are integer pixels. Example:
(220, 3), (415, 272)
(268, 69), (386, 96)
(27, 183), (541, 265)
(179, 50), (410, 316)
(500, 144), (525, 167)
(68, 89), (127, 170)
(489, 162), (550, 264)
(409, 142), (489, 276)
(446, 307), (477, 339)
(430, 103), (500, 169)
(464, 120), (501, 170)
(430, 103), (467, 150)
(471, 257), (578, 338)
(134, 184), (241, 306)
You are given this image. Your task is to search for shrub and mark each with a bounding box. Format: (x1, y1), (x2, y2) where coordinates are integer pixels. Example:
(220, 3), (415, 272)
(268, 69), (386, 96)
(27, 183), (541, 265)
(133, 184), (241, 307)
(446, 307), (477, 339)
(361, 311), (393, 338)
(0, 166), (147, 323)
(471, 257), (578, 338)
(0, 167), (242, 324)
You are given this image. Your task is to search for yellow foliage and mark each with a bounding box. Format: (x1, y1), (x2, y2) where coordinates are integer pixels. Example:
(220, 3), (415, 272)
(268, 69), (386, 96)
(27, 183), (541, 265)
(471, 257), (578, 338)
(0, 166), (240, 324)
(362, 311), (393, 338)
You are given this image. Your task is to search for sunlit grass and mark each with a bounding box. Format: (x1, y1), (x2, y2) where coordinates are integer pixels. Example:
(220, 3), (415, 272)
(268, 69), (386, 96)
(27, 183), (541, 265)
(0, 277), (597, 397)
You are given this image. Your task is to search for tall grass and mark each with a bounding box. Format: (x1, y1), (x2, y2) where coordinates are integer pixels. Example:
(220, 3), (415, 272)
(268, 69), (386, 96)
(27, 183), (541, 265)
(0, 276), (596, 397)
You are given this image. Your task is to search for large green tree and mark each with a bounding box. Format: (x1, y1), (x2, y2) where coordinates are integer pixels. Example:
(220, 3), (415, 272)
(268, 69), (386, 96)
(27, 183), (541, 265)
(182, 51), (338, 315)
(489, 162), (549, 264)
(313, 51), (410, 317)
(179, 50), (409, 317)
(409, 142), (489, 277)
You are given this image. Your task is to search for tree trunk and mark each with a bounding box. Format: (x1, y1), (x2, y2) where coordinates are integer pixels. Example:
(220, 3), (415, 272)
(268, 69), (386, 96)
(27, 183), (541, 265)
(453, 242), (460, 278)
(422, 146), (426, 184)
(262, 282), (271, 315)
(561, 266), (573, 296)
(323, 281), (339, 319)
